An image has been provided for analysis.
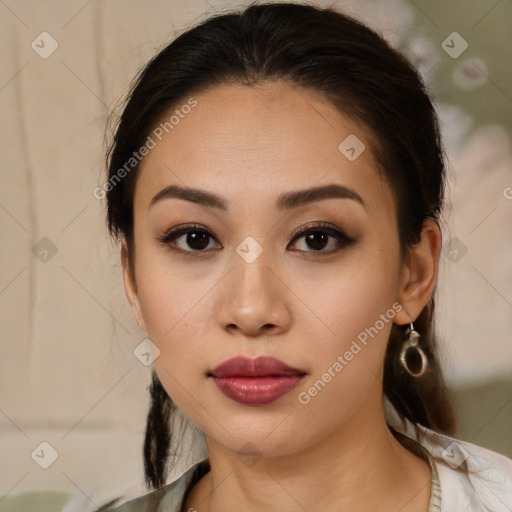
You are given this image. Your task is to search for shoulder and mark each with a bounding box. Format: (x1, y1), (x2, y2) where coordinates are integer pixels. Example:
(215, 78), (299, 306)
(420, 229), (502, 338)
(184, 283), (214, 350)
(386, 398), (512, 510)
(109, 486), (170, 512)
(416, 425), (512, 511)
(430, 433), (512, 511)
(110, 462), (205, 512)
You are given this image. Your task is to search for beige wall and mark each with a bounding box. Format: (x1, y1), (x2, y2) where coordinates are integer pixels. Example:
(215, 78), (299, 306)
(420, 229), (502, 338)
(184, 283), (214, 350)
(1, 0), (511, 507)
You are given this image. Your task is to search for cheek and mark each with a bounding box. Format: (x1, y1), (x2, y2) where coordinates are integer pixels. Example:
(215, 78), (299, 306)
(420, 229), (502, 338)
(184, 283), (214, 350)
(137, 269), (205, 347)
(291, 237), (402, 399)
(289, 264), (401, 444)
(303, 291), (397, 391)
(292, 240), (400, 343)
(134, 235), (213, 338)
(134, 257), (216, 401)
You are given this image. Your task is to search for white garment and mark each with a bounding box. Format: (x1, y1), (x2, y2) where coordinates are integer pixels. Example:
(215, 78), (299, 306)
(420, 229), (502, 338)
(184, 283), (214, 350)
(385, 399), (512, 511)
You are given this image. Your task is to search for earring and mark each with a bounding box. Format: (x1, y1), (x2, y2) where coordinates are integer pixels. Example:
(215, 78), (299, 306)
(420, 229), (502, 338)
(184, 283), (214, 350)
(399, 322), (427, 377)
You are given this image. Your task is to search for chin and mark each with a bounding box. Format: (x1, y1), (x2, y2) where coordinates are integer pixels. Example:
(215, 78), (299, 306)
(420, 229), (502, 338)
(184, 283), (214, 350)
(201, 408), (315, 457)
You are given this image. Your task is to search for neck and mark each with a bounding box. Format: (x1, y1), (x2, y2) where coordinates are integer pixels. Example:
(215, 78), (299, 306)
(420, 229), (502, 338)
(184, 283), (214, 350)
(184, 396), (431, 512)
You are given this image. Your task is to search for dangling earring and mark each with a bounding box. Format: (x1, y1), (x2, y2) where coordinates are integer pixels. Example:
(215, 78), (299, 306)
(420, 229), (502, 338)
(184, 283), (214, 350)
(399, 322), (427, 377)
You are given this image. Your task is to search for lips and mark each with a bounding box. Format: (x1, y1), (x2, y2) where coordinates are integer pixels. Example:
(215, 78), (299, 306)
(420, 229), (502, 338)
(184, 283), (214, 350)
(209, 356), (306, 406)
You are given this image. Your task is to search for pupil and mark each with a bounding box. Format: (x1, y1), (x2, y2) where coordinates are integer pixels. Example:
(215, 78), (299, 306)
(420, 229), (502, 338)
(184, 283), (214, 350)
(306, 232), (328, 250)
(188, 232), (209, 250)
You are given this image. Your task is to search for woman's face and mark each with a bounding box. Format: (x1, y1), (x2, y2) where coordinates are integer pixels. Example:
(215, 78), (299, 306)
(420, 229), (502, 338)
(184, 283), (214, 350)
(125, 81), (410, 456)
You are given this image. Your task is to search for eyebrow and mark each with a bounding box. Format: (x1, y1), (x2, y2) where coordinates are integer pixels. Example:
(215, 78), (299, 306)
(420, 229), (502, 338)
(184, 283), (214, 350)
(149, 183), (367, 211)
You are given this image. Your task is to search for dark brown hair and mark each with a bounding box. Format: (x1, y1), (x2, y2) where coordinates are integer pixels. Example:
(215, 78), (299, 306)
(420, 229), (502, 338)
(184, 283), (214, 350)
(105, 1), (456, 491)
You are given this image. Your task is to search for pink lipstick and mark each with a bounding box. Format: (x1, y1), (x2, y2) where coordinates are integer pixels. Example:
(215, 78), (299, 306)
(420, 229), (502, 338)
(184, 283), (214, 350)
(209, 356), (306, 406)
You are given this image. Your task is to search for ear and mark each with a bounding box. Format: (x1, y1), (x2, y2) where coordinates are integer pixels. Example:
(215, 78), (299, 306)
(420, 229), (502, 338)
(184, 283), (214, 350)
(394, 218), (441, 325)
(121, 241), (146, 331)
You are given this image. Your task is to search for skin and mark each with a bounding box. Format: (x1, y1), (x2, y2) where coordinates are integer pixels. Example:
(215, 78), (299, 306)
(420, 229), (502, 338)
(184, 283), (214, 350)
(122, 81), (441, 512)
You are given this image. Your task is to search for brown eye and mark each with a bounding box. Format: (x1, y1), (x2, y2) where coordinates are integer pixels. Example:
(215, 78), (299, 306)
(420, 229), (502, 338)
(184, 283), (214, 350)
(158, 224), (221, 253)
(288, 223), (354, 253)
(158, 222), (354, 256)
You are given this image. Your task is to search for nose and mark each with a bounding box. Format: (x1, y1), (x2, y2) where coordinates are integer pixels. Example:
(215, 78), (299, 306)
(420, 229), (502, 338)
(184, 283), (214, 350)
(217, 247), (292, 338)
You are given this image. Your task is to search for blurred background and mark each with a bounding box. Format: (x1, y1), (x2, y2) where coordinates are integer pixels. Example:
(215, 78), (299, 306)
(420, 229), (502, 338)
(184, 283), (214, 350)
(0, 0), (511, 510)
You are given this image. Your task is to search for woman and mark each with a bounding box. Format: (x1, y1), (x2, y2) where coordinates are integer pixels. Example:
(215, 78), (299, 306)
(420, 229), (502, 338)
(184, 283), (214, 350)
(101, 3), (512, 511)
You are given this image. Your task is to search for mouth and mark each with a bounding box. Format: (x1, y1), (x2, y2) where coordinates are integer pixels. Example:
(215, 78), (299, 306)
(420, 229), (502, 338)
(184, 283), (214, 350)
(208, 356), (307, 406)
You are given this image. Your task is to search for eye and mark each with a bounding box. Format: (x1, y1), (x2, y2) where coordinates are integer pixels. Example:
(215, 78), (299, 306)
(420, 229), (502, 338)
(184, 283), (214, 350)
(158, 224), (221, 253)
(288, 222), (354, 253)
(158, 221), (354, 256)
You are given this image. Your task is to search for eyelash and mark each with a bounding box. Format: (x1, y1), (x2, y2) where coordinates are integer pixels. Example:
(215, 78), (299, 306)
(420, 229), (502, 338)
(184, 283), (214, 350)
(157, 222), (355, 257)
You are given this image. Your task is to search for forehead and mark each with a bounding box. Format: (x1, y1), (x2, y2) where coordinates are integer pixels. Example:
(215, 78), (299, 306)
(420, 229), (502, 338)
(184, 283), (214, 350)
(134, 81), (393, 215)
